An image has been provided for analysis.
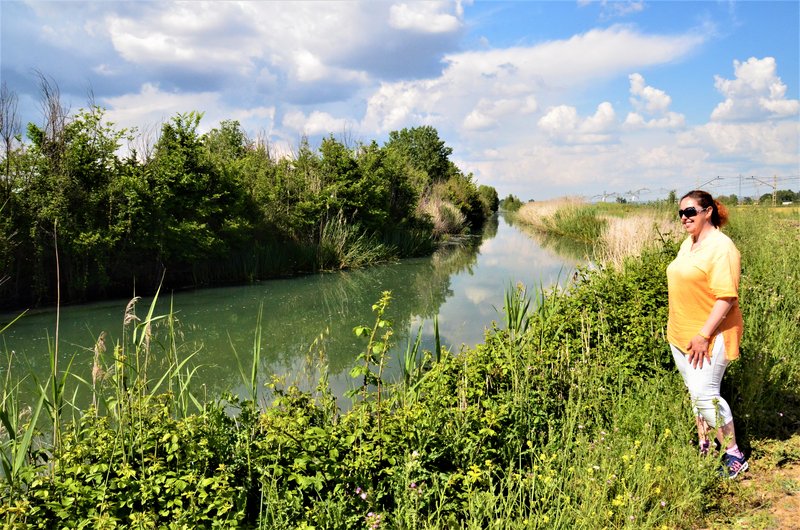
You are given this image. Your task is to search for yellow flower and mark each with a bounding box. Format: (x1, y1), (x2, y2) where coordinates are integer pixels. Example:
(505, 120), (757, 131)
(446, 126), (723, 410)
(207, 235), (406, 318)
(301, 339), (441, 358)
(612, 494), (624, 507)
(664, 428), (672, 437)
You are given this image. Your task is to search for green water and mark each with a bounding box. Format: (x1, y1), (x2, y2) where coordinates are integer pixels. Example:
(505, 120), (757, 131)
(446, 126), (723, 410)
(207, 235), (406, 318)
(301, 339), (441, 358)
(0, 214), (587, 400)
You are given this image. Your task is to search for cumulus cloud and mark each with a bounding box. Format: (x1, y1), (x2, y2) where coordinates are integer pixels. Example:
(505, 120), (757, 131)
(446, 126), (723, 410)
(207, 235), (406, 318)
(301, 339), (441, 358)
(624, 73), (685, 129)
(103, 1), (463, 95)
(462, 96), (538, 131)
(684, 121), (799, 166)
(363, 25), (703, 140)
(283, 110), (354, 137)
(102, 83), (275, 136)
(538, 102), (617, 143)
(711, 57), (800, 121)
(389, 1), (463, 33)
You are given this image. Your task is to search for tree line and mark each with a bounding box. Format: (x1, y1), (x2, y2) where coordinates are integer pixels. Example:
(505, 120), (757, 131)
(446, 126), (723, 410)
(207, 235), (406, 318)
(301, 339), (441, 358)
(0, 79), (498, 310)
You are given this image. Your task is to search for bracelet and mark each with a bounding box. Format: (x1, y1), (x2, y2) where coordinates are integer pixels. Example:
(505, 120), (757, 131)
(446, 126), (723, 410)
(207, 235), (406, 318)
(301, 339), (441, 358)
(698, 331), (710, 340)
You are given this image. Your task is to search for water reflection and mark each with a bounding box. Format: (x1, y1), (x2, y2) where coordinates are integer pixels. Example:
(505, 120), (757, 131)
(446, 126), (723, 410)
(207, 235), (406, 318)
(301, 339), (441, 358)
(1, 214), (583, 400)
(504, 213), (594, 261)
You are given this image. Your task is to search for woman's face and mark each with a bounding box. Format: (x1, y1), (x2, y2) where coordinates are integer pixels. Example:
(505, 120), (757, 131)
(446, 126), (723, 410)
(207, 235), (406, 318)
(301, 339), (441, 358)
(679, 197), (711, 237)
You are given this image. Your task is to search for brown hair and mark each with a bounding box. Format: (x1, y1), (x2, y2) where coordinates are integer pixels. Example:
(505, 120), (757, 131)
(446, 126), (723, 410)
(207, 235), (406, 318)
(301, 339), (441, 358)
(681, 189), (729, 227)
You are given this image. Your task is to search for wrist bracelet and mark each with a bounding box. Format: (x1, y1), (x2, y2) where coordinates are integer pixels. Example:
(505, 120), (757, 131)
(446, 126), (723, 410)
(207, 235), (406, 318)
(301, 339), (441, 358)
(698, 331), (710, 340)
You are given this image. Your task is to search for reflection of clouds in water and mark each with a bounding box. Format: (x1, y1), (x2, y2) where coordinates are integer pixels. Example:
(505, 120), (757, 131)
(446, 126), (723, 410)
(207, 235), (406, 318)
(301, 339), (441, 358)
(464, 286), (493, 305)
(6, 214), (584, 401)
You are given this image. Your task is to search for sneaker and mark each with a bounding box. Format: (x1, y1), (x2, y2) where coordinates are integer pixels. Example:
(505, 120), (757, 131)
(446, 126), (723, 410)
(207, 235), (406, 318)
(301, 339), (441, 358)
(721, 453), (749, 479)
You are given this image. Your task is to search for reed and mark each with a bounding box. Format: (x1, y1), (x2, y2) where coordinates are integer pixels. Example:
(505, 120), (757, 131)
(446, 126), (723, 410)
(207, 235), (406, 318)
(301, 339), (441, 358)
(596, 211), (678, 268)
(418, 196), (468, 238)
(317, 211), (394, 270)
(517, 197), (606, 242)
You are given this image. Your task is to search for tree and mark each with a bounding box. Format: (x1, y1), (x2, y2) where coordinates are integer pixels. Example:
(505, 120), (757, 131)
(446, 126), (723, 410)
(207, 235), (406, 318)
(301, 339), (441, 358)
(667, 190), (677, 204)
(499, 194), (523, 212)
(385, 126), (453, 189)
(477, 184), (499, 216)
(0, 82), (21, 199)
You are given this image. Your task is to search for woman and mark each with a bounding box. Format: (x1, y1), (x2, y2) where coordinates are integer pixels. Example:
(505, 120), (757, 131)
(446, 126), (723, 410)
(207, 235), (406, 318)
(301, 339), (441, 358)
(666, 190), (747, 478)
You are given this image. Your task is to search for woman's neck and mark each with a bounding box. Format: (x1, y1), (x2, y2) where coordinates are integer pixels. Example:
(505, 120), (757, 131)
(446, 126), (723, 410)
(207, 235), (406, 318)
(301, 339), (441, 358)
(692, 225), (716, 244)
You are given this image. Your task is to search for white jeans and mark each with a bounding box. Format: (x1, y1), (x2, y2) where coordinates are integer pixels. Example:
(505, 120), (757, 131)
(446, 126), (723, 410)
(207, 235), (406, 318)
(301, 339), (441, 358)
(670, 336), (733, 428)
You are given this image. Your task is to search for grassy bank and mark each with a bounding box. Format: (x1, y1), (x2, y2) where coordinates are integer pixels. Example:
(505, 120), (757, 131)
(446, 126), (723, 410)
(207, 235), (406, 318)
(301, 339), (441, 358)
(1, 207), (798, 528)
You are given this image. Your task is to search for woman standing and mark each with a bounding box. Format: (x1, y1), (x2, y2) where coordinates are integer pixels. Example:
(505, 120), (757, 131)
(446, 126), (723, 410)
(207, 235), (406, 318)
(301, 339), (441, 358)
(666, 190), (747, 478)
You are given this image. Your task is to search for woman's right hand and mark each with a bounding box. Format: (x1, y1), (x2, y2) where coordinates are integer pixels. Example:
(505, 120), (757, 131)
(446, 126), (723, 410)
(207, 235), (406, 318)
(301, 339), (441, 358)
(686, 335), (711, 369)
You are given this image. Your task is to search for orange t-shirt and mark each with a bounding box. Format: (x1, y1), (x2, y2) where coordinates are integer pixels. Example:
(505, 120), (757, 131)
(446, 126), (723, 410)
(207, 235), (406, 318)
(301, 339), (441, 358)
(666, 229), (743, 360)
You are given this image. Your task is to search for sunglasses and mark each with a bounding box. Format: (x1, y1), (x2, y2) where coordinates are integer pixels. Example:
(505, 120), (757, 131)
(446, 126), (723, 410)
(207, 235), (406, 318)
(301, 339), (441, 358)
(677, 206), (708, 218)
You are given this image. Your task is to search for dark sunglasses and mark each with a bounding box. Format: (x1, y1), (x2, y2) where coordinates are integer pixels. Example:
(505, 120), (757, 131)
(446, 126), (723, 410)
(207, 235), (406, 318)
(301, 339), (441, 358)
(677, 206), (708, 218)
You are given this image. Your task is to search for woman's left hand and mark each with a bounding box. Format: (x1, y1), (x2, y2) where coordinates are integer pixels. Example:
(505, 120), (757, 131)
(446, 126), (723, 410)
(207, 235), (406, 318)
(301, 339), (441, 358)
(686, 335), (711, 369)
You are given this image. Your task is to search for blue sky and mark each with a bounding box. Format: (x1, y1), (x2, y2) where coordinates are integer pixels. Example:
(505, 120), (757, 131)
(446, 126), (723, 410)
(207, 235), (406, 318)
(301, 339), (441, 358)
(2, 0), (798, 201)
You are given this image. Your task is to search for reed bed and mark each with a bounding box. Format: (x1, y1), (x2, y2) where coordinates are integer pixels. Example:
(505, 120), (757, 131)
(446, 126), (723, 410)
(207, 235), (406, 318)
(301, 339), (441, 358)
(516, 198), (606, 243)
(597, 211), (678, 268)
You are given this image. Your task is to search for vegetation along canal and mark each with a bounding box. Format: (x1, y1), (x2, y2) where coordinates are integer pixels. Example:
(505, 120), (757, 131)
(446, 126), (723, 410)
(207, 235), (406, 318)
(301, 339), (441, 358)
(1, 213), (584, 401)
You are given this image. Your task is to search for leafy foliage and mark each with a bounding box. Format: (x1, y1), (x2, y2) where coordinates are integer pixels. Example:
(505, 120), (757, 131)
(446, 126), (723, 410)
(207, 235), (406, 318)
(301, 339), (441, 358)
(0, 107), (497, 309)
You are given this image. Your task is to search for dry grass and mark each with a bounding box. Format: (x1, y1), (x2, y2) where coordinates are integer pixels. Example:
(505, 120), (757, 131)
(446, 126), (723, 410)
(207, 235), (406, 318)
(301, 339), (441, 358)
(597, 212), (679, 268)
(517, 198), (680, 268)
(516, 197), (585, 231)
(418, 196), (467, 237)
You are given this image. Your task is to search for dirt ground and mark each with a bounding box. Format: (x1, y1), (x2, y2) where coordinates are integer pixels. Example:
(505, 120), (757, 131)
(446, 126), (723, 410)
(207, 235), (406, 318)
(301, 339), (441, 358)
(704, 435), (800, 529)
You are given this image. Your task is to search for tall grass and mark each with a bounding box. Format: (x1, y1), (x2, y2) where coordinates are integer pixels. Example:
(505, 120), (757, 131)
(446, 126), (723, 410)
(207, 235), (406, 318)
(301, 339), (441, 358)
(1, 206), (797, 528)
(317, 211), (394, 270)
(597, 211), (678, 268)
(517, 197), (606, 243)
(418, 195), (467, 238)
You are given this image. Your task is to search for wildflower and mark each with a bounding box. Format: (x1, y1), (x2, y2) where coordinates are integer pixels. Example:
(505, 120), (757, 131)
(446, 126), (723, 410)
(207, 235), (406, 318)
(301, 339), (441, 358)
(411, 450), (420, 458)
(654, 486), (662, 495)
(409, 482), (417, 490)
(629, 515), (636, 521)
(542, 515), (550, 524)
(664, 428), (672, 437)
(661, 500), (667, 507)
(355, 487), (367, 500)
(612, 495), (624, 507)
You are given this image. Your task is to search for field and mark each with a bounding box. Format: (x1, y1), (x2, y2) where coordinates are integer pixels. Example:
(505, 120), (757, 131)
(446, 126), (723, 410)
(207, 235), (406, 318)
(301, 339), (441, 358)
(1, 203), (798, 529)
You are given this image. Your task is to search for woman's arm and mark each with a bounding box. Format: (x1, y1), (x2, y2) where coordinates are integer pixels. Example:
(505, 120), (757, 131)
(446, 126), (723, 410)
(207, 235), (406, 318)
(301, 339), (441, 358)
(686, 297), (736, 369)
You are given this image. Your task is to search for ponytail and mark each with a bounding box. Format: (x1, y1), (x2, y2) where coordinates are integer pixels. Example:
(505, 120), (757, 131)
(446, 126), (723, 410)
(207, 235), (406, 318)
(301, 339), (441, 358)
(681, 189), (728, 227)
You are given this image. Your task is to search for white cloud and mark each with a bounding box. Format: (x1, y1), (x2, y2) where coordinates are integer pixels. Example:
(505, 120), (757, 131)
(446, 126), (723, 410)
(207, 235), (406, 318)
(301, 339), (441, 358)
(624, 111), (685, 129)
(389, 2), (463, 33)
(102, 83), (276, 137)
(283, 110), (354, 136)
(686, 121), (799, 166)
(629, 73), (671, 113)
(462, 97), (537, 131)
(625, 73), (685, 129)
(103, 1), (463, 93)
(711, 57), (800, 121)
(538, 102), (616, 143)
